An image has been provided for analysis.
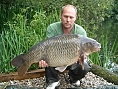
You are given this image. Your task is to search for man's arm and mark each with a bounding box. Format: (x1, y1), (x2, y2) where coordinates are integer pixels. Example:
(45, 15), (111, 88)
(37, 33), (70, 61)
(46, 25), (56, 38)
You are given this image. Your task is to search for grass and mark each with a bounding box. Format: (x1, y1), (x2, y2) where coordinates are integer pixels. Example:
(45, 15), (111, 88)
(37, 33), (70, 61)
(89, 32), (118, 68)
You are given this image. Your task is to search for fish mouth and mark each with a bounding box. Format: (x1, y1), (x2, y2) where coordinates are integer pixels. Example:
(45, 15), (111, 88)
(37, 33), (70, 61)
(94, 47), (101, 51)
(97, 48), (101, 51)
(97, 46), (101, 51)
(94, 43), (101, 51)
(97, 43), (101, 48)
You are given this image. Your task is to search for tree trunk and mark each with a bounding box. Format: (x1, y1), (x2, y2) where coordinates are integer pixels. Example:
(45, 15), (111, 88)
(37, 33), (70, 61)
(90, 64), (118, 85)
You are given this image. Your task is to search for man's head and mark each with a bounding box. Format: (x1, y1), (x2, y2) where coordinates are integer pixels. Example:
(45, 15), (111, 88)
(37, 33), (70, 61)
(61, 5), (77, 29)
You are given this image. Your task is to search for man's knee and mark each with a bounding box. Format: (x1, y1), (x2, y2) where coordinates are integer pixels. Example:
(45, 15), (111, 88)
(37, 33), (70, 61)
(68, 63), (90, 82)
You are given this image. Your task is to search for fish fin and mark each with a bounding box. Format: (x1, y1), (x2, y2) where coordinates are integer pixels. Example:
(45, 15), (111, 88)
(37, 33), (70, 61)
(55, 66), (68, 72)
(11, 54), (25, 67)
(11, 54), (31, 77)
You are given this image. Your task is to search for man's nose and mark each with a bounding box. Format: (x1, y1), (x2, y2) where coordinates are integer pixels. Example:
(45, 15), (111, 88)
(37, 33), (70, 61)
(67, 17), (70, 22)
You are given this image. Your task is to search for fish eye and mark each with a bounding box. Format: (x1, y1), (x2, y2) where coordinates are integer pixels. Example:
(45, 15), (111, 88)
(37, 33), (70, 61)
(92, 42), (95, 45)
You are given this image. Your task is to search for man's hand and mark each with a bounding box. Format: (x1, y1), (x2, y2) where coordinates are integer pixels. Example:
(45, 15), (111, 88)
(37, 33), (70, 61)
(39, 60), (48, 68)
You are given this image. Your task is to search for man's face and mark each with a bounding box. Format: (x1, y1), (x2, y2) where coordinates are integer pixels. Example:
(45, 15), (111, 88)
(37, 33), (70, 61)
(61, 6), (77, 29)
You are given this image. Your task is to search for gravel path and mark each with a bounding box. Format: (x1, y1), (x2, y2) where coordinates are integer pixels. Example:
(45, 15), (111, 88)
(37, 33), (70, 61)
(0, 72), (115, 89)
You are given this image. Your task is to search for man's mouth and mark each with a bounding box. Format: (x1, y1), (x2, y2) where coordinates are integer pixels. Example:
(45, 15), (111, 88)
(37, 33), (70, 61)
(65, 23), (70, 26)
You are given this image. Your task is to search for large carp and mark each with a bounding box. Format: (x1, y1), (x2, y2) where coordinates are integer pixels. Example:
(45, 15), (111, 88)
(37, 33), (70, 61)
(11, 34), (101, 76)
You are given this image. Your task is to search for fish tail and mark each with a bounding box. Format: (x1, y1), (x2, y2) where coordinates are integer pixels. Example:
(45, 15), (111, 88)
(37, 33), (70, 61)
(11, 54), (25, 68)
(18, 60), (32, 77)
(11, 54), (32, 76)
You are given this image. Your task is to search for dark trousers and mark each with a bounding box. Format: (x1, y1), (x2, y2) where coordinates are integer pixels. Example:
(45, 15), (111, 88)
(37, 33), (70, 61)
(45, 62), (90, 84)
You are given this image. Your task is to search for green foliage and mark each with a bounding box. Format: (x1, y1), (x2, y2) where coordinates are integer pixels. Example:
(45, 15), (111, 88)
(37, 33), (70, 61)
(91, 33), (118, 68)
(0, 7), (61, 73)
(0, 30), (26, 73)
(0, 0), (117, 73)
(112, 0), (118, 21)
(75, 0), (113, 37)
(0, 10), (46, 73)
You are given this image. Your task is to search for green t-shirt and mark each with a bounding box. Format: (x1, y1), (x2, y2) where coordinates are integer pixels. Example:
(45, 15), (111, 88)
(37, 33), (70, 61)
(46, 22), (87, 38)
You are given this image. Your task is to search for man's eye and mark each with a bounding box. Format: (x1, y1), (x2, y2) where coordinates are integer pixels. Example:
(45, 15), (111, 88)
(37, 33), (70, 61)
(70, 17), (73, 19)
(64, 16), (68, 18)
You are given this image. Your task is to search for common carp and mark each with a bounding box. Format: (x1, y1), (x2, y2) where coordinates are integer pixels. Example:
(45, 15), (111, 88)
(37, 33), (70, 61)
(11, 34), (101, 76)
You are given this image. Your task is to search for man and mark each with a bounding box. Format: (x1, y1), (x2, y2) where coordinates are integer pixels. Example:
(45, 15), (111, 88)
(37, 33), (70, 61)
(39, 4), (90, 89)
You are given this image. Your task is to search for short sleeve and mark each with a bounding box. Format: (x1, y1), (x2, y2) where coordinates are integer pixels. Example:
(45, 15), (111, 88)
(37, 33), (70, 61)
(46, 25), (56, 38)
(46, 22), (63, 38)
(74, 24), (87, 37)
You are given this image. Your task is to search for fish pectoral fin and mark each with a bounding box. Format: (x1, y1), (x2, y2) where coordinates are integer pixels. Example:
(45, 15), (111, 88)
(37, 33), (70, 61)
(55, 65), (68, 72)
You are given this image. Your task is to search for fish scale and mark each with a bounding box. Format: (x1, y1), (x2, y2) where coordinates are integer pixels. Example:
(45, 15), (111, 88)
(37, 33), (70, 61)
(45, 43), (80, 66)
(11, 34), (101, 76)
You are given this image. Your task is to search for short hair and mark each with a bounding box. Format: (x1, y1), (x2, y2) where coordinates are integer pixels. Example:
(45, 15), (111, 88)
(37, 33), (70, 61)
(61, 4), (77, 15)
